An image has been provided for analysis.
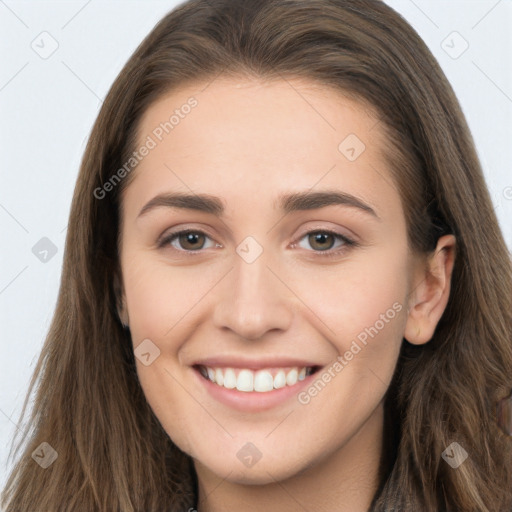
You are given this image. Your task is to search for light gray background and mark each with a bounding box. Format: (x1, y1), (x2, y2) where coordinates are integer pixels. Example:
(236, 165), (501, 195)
(1, 0), (511, 493)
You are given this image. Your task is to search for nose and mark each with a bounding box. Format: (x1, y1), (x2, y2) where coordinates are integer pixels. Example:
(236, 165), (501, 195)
(212, 251), (294, 340)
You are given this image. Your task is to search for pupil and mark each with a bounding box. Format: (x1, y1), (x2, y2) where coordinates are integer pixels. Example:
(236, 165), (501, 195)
(181, 232), (203, 250)
(310, 232), (333, 251)
(178, 232), (335, 251)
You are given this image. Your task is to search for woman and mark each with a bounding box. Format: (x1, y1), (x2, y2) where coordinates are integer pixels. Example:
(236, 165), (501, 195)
(2, 0), (511, 510)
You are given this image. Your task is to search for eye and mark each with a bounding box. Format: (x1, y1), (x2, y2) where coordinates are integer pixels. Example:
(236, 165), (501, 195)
(158, 228), (357, 257)
(158, 229), (218, 252)
(293, 230), (357, 257)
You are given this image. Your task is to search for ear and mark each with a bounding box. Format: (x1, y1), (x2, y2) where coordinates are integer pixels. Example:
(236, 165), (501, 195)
(113, 269), (129, 328)
(404, 234), (456, 345)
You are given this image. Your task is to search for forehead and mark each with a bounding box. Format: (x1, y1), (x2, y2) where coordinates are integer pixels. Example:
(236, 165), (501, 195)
(137, 76), (379, 163)
(123, 76), (401, 223)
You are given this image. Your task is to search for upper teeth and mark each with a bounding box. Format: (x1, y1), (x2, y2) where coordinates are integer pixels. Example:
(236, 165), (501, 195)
(200, 366), (313, 392)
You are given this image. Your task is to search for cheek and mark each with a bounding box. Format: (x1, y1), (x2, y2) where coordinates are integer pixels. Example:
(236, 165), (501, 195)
(289, 245), (410, 411)
(122, 255), (205, 341)
(294, 248), (409, 345)
(290, 255), (408, 438)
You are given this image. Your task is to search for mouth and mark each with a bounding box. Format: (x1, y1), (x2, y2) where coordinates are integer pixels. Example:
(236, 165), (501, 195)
(193, 364), (322, 393)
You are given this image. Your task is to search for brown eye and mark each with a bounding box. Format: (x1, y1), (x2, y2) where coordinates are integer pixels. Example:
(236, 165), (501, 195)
(294, 229), (357, 258)
(159, 230), (216, 252)
(177, 232), (206, 250)
(307, 232), (336, 251)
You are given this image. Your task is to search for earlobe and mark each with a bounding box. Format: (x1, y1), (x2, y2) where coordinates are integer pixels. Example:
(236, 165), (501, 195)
(113, 270), (129, 328)
(118, 300), (129, 328)
(404, 235), (456, 345)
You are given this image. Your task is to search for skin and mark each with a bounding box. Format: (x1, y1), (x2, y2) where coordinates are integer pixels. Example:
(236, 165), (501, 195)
(117, 76), (455, 512)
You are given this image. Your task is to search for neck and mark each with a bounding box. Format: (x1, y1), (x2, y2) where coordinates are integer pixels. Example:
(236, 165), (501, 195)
(194, 402), (386, 512)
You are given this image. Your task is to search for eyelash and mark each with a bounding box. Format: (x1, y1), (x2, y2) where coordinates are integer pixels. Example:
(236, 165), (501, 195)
(157, 228), (358, 259)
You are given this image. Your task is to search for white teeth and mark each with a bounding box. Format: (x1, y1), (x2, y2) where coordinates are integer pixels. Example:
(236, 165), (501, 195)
(223, 368), (237, 389)
(286, 369), (298, 386)
(273, 370), (286, 389)
(237, 370), (254, 392)
(200, 365), (314, 392)
(254, 370), (274, 392)
(214, 368), (224, 386)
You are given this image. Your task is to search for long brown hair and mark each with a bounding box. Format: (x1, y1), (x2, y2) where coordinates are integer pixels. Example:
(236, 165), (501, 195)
(3, 0), (512, 510)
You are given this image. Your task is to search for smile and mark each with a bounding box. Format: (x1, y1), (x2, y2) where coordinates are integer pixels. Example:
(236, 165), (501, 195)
(196, 365), (319, 393)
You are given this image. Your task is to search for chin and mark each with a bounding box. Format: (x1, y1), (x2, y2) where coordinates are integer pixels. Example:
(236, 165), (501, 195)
(195, 451), (314, 486)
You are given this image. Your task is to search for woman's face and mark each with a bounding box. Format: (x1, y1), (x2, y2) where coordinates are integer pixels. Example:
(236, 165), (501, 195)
(118, 77), (427, 485)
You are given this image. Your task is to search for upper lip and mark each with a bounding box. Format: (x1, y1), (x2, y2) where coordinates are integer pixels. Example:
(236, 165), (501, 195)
(192, 356), (322, 370)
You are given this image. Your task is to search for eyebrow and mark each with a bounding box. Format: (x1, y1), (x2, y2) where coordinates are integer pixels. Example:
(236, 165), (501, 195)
(137, 190), (379, 219)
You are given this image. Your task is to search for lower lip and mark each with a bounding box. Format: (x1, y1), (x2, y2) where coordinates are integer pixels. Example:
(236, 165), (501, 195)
(192, 367), (321, 412)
